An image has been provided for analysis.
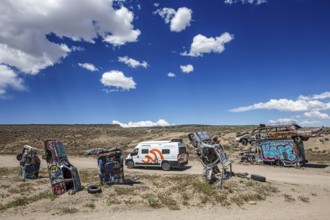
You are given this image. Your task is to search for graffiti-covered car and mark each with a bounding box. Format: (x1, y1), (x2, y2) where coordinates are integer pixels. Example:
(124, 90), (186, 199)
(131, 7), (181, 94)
(236, 123), (324, 145)
(98, 147), (124, 185)
(43, 140), (82, 195)
(188, 131), (232, 188)
(257, 139), (307, 166)
(16, 145), (40, 180)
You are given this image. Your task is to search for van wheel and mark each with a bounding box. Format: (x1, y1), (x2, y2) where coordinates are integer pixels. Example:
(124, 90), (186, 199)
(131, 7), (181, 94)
(126, 160), (134, 169)
(161, 162), (171, 171)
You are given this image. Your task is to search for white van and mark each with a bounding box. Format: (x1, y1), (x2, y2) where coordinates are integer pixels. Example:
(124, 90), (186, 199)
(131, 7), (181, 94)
(125, 140), (189, 171)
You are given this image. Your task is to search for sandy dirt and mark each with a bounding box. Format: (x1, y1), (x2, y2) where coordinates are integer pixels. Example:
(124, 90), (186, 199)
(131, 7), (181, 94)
(1, 125), (329, 220)
(1, 155), (330, 220)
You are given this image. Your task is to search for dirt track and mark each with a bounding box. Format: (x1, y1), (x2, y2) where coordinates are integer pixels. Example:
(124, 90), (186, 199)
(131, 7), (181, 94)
(2, 155), (330, 186)
(1, 155), (330, 220)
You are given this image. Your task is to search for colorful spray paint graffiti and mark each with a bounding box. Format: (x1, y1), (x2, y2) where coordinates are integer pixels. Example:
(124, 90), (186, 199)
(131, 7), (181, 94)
(258, 140), (303, 166)
(17, 145), (41, 180)
(98, 148), (124, 185)
(44, 140), (82, 195)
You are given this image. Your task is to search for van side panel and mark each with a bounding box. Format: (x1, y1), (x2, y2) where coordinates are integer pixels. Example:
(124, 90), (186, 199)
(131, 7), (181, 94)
(126, 141), (189, 169)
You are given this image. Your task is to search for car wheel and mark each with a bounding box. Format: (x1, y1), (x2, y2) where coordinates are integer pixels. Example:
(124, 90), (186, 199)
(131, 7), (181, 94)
(87, 185), (102, 194)
(16, 153), (23, 161)
(294, 136), (302, 143)
(126, 160), (134, 169)
(161, 162), (171, 171)
(251, 174), (266, 182)
(241, 139), (248, 146)
(242, 158), (248, 163)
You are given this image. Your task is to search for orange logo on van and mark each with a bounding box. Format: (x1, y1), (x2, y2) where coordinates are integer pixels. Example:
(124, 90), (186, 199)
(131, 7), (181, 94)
(142, 149), (164, 163)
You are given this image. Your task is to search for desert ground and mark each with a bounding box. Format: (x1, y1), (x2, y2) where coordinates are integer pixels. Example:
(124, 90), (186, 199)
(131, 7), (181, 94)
(0, 125), (330, 220)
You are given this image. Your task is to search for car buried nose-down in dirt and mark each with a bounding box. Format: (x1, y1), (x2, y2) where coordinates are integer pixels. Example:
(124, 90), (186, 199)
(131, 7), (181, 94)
(188, 131), (232, 188)
(43, 140), (82, 195)
(97, 147), (125, 185)
(16, 145), (40, 180)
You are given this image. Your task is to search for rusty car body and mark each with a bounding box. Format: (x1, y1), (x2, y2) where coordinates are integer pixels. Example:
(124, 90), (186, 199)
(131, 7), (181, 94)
(98, 147), (124, 185)
(236, 123), (323, 146)
(16, 145), (40, 180)
(43, 140), (82, 195)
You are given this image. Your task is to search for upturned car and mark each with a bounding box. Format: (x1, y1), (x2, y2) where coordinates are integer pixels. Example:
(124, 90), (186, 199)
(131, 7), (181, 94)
(16, 145), (40, 180)
(98, 147), (124, 185)
(43, 140), (82, 195)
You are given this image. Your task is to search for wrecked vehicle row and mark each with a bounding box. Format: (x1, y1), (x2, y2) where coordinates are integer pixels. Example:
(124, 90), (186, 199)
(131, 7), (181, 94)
(14, 123), (324, 196)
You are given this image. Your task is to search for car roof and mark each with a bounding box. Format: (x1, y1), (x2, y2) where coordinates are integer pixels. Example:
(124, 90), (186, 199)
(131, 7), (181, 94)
(256, 123), (301, 129)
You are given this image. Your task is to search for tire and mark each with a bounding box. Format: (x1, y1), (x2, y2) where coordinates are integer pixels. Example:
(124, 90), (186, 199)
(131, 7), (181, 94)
(87, 185), (102, 194)
(241, 139), (248, 146)
(126, 160), (134, 169)
(16, 153), (23, 161)
(251, 174), (266, 182)
(294, 136), (302, 143)
(242, 158), (248, 163)
(161, 162), (171, 171)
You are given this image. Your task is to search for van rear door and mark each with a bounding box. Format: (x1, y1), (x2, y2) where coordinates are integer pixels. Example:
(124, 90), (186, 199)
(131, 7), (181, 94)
(178, 143), (188, 164)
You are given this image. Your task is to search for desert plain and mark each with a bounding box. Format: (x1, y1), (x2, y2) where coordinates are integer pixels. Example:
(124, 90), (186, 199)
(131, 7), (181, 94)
(0, 124), (330, 220)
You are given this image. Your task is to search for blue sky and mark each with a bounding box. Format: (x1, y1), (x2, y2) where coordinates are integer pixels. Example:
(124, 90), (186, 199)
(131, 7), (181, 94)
(1, 0), (330, 126)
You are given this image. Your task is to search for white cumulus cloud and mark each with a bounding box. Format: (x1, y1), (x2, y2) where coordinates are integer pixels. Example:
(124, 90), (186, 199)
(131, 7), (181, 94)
(180, 64), (194, 73)
(269, 118), (297, 124)
(231, 91), (330, 125)
(168, 72), (176, 78)
(304, 111), (330, 119)
(155, 7), (192, 32)
(230, 98), (328, 113)
(224, 0), (267, 5)
(112, 119), (172, 127)
(298, 91), (330, 101)
(300, 120), (322, 125)
(0, 65), (26, 96)
(101, 70), (136, 91)
(78, 63), (99, 72)
(118, 56), (148, 68)
(0, 0), (140, 94)
(181, 33), (234, 57)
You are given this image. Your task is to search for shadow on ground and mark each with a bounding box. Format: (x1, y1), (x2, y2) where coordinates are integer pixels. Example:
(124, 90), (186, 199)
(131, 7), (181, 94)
(303, 163), (329, 169)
